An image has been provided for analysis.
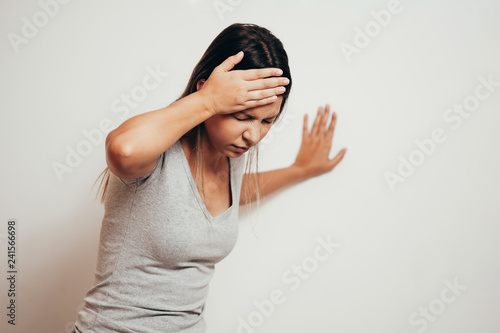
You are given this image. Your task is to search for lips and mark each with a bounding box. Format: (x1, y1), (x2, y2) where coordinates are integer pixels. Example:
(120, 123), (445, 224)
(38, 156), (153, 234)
(232, 144), (249, 152)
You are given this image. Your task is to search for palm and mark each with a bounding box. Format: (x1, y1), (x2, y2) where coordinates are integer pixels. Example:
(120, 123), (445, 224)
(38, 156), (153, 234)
(292, 104), (346, 178)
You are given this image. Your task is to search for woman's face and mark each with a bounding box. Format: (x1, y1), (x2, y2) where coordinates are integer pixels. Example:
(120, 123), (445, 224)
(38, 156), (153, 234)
(203, 94), (283, 158)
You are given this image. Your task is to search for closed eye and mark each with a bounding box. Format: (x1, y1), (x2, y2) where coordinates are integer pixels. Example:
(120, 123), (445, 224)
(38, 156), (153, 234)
(233, 115), (246, 121)
(233, 115), (273, 124)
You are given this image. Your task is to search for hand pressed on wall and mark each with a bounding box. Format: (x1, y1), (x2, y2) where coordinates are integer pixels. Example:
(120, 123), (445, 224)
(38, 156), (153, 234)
(292, 104), (347, 179)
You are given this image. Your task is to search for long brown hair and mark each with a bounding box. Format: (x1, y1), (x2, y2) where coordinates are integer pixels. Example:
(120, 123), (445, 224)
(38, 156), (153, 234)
(91, 23), (292, 224)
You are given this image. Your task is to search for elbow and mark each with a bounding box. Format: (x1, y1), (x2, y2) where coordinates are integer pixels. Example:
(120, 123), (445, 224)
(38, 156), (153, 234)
(105, 132), (134, 178)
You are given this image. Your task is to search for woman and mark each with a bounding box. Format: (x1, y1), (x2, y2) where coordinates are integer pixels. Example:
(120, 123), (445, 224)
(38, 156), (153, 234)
(72, 23), (346, 333)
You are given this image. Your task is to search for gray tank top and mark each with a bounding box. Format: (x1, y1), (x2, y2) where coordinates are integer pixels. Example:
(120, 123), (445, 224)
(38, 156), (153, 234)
(74, 139), (246, 332)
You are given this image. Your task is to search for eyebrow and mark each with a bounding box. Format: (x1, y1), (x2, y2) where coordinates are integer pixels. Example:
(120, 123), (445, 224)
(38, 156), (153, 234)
(240, 111), (279, 120)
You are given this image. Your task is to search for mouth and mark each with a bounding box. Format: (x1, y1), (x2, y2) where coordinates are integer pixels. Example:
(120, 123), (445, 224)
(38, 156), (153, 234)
(232, 144), (249, 152)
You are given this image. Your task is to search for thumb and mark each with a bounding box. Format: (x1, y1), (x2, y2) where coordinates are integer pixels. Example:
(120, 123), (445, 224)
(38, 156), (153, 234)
(329, 149), (346, 169)
(216, 51), (244, 72)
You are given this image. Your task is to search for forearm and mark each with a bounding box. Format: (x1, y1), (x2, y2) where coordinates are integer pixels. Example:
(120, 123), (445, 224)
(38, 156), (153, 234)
(106, 91), (212, 172)
(240, 165), (308, 205)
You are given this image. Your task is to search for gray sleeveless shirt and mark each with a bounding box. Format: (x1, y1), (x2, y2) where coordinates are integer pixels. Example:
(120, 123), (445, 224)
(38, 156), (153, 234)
(74, 139), (246, 332)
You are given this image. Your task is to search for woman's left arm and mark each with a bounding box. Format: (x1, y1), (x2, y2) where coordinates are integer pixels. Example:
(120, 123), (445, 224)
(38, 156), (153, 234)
(240, 104), (347, 206)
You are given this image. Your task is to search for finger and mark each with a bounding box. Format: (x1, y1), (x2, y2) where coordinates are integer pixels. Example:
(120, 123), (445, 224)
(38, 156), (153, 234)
(246, 86), (286, 101)
(329, 148), (347, 169)
(240, 67), (284, 80)
(312, 106), (323, 137)
(246, 76), (289, 92)
(303, 114), (309, 139)
(320, 104), (330, 135)
(241, 95), (278, 109)
(216, 51), (244, 72)
(326, 111), (337, 142)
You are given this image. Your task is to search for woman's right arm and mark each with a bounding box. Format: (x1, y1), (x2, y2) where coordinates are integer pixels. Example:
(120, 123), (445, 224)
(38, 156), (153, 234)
(105, 51), (288, 179)
(105, 91), (212, 179)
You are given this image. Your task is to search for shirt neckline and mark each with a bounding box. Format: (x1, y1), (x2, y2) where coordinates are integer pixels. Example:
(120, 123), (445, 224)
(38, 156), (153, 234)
(175, 139), (234, 223)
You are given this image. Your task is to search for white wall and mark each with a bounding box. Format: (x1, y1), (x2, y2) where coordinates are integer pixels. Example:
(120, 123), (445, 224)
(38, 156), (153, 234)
(1, 0), (499, 332)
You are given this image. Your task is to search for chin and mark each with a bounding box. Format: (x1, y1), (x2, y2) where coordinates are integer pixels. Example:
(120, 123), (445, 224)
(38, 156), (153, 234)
(228, 150), (244, 156)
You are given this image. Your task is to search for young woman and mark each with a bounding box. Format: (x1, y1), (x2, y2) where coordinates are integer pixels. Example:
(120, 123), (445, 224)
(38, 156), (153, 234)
(72, 23), (346, 333)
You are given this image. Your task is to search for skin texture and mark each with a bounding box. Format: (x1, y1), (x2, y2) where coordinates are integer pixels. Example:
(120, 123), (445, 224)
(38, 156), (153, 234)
(105, 51), (287, 181)
(182, 80), (347, 214)
(107, 52), (345, 217)
(197, 51), (287, 117)
(293, 104), (347, 179)
(181, 81), (284, 217)
(240, 103), (347, 205)
(186, 79), (282, 174)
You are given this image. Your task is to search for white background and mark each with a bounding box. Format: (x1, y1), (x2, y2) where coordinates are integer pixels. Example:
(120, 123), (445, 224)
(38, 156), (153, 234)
(1, 0), (499, 332)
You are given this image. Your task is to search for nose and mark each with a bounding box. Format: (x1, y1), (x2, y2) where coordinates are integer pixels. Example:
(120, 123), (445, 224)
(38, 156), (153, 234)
(242, 123), (260, 147)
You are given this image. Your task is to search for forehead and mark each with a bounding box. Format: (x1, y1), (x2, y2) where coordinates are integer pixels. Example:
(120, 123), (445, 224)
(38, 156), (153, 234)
(240, 95), (283, 118)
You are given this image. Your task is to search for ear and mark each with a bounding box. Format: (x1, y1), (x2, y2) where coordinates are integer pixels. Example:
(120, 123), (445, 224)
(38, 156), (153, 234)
(196, 79), (206, 92)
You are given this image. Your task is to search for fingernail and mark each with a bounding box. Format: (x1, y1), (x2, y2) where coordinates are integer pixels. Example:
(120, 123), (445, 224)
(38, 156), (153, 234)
(276, 69), (283, 75)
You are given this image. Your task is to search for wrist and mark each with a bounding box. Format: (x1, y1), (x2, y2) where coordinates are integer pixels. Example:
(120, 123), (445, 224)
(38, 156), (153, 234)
(193, 91), (216, 118)
(290, 164), (309, 182)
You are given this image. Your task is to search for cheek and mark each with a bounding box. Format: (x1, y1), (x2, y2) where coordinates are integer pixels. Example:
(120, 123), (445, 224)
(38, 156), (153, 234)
(204, 118), (223, 141)
(260, 125), (273, 138)
(208, 117), (242, 140)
